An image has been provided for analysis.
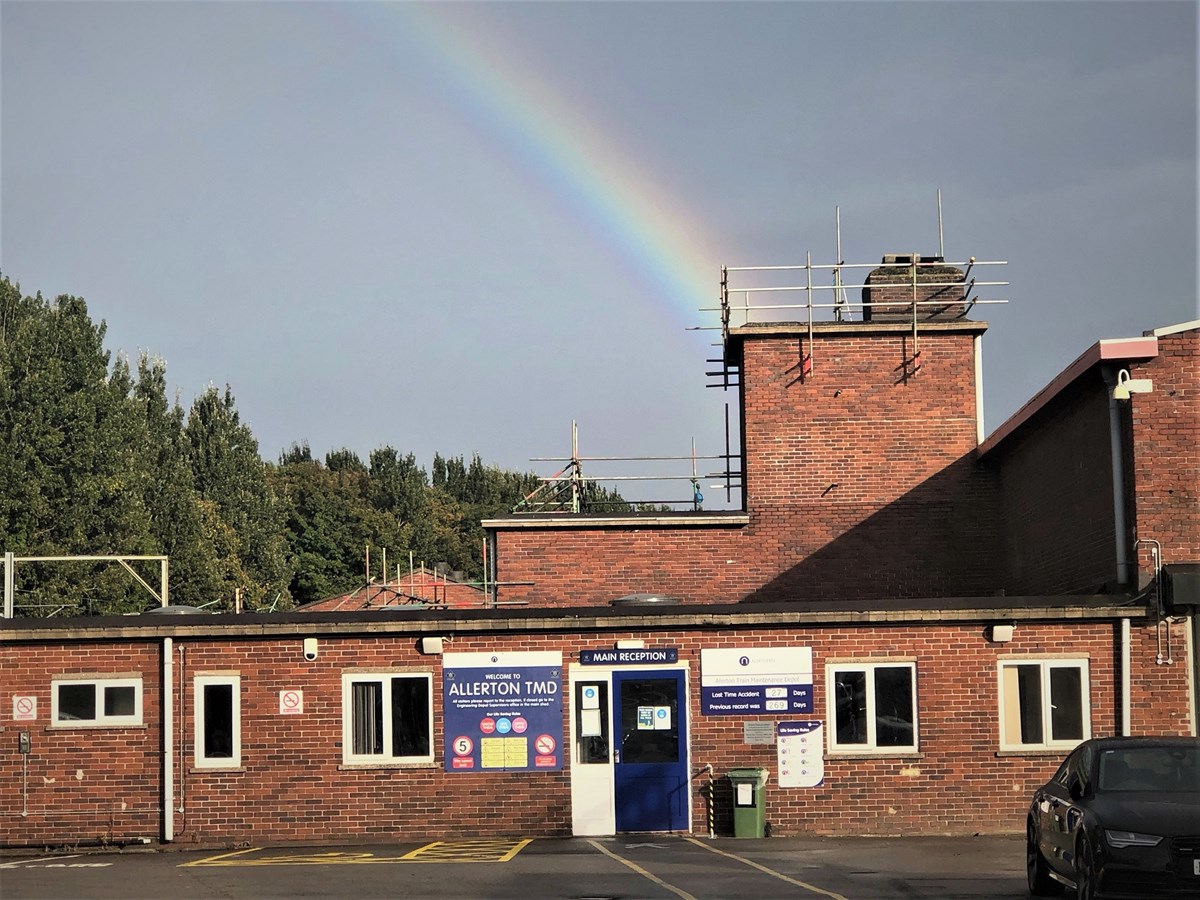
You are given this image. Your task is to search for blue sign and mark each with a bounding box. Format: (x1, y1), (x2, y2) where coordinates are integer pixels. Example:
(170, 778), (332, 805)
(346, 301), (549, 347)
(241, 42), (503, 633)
(443, 651), (563, 773)
(579, 648), (678, 665)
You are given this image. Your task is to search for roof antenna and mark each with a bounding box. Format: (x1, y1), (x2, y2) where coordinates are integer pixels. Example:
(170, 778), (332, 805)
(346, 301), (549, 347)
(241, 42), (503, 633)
(937, 188), (944, 258)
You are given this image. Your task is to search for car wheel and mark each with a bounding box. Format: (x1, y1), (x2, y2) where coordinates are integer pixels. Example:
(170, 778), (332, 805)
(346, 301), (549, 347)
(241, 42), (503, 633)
(1075, 836), (1096, 900)
(1027, 823), (1059, 896)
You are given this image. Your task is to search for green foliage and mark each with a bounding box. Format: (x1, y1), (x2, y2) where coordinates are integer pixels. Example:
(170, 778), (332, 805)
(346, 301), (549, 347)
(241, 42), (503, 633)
(0, 279), (157, 613)
(1, 276), (631, 615)
(269, 453), (411, 605)
(184, 385), (293, 610)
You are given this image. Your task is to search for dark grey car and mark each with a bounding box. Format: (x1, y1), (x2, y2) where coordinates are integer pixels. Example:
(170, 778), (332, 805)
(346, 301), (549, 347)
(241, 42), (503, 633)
(1026, 736), (1200, 899)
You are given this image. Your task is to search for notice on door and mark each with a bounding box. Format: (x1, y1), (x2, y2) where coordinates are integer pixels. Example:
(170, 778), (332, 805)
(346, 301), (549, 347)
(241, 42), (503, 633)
(443, 651), (563, 773)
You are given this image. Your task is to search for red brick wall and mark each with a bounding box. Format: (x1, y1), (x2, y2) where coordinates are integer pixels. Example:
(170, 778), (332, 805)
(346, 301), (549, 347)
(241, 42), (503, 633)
(1129, 329), (1200, 573)
(989, 372), (1118, 594)
(172, 634), (572, 845)
(5, 618), (1187, 846)
(494, 328), (1002, 606)
(0, 643), (162, 845)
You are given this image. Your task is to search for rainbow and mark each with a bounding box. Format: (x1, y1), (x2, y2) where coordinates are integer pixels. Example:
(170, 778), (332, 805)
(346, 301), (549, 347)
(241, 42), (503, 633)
(316, 3), (719, 328)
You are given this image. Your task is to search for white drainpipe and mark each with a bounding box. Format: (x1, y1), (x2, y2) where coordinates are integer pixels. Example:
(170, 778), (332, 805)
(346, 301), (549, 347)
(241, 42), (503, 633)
(1121, 618), (1132, 736)
(163, 637), (174, 842)
(974, 335), (985, 445)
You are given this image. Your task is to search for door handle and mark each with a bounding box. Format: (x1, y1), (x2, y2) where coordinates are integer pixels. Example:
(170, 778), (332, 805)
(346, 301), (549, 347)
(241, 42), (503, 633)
(614, 749), (620, 763)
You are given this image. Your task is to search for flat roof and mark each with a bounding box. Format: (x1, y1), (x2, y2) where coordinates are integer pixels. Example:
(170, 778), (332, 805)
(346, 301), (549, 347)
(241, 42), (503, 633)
(0, 595), (1150, 642)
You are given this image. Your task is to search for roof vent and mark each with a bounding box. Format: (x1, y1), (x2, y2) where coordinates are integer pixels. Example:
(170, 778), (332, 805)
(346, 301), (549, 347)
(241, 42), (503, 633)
(609, 593), (679, 606)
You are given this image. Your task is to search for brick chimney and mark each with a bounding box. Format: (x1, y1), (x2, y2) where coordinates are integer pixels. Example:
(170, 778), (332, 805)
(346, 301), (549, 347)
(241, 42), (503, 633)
(861, 254), (966, 322)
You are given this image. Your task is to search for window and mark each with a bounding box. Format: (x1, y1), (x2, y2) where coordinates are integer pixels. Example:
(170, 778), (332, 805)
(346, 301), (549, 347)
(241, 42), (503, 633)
(826, 662), (917, 753)
(52, 677), (143, 727)
(194, 675), (241, 768)
(341, 673), (433, 765)
(998, 659), (1090, 751)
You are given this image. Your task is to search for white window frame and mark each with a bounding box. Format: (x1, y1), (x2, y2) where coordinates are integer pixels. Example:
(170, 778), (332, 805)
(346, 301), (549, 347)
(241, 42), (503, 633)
(825, 661), (918, 754)
(51, 676), (143, 727)
(341, 672), (434, 766)
(997, 658), (1091, 752)
(194, 674), (242, 768)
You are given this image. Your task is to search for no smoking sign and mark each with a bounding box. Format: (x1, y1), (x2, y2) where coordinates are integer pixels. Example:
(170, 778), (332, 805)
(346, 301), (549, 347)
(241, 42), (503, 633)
(13, 695), (37, 721)
(278, 689), (304, 715)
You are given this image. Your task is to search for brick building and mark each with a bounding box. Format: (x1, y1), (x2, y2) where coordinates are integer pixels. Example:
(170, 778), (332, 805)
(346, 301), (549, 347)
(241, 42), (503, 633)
(2, 256), (1195, 848)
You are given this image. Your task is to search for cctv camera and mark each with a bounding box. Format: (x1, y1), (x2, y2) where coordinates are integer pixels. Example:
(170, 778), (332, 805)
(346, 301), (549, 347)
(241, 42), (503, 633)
(302, 638), (318, 661)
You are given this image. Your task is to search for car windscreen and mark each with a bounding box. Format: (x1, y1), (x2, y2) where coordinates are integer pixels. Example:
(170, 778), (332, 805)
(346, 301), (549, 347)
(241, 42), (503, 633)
(1097, 745), (1200, 792)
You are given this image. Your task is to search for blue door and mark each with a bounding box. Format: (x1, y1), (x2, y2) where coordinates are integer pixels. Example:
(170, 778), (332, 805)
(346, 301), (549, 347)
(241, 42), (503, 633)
(613, 669), (688, 832)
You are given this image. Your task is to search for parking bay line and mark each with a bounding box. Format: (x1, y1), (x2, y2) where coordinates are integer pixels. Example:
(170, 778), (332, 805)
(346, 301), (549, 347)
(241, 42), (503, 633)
(586, 840), (699, 900)
(0, 854), (83, 869)
(683, 837), (850, 900)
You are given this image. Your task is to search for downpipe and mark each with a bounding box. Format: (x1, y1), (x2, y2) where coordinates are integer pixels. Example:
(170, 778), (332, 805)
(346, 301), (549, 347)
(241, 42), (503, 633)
(163, 637), (174, 843)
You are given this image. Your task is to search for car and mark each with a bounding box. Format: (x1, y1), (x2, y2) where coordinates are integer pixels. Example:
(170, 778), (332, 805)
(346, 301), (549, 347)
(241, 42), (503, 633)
(1026, 735), (1200, 898)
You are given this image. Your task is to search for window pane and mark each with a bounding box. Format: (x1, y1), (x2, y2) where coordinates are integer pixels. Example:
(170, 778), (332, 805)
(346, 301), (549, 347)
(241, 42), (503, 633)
(104, 686), (136, 717)
(577, 682), (609, 764)
(1015, 665), (1044, 745)
(1049, 666), (1083, 741)
(619, 678), (679, 763)
(203, 684), (234, 759)
(390, 677), (430, 757)
(58, 684), (95, 721)
(352, 682), (383, 754)
(834, 671), (867, 745)
(873, 666), (914, 747)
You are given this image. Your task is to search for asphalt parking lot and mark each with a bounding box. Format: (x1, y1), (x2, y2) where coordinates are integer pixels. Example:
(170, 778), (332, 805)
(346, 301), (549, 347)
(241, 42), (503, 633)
(0, 834), (1028, 899)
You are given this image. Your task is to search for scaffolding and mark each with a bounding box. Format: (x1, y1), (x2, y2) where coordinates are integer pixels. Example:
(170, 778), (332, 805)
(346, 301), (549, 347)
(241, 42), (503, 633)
(3, 552), (170, 618)
(516, 200), (1006, 516)
(704, 199), (1008, 380)
(513, 420), (742, 513)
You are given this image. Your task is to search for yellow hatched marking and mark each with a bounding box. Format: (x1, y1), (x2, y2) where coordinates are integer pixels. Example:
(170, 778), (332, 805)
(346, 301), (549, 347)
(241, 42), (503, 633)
(401, 839), (532, 862)
(181, 840), (532, 867)
(178, 848), (262, 867)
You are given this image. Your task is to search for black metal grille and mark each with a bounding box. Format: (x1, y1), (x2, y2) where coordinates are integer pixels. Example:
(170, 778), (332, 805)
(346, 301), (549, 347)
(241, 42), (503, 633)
(1171, 835), (1200, 857)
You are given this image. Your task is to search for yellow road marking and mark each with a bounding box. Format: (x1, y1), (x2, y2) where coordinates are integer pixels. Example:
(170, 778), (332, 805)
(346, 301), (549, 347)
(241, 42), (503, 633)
(178, 848), (261, 867)
(684, 837), (851, 900)
(586, 839), (699, 900)
(180, 840), (531, 867)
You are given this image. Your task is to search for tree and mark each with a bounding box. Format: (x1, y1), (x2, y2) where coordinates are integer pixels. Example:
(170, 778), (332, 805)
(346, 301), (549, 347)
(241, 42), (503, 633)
(270, 452), (412, 605)
(132, 355), (223, 607)
(185, 385), (293, 610)
(0, 279), (156, 613)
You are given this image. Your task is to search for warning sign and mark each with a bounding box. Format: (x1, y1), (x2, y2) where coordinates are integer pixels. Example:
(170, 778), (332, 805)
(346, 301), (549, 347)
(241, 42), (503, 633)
(13, 696), (36, 721)
(279, 690), (304, 715)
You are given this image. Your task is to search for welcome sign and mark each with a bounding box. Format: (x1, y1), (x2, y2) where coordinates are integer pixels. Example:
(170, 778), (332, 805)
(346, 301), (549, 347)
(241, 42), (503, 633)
(443, 651), (563, 773)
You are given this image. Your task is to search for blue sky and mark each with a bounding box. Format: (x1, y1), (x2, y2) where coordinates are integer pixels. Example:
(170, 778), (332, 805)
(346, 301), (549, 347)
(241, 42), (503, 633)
(2, 1), (1196, 506)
